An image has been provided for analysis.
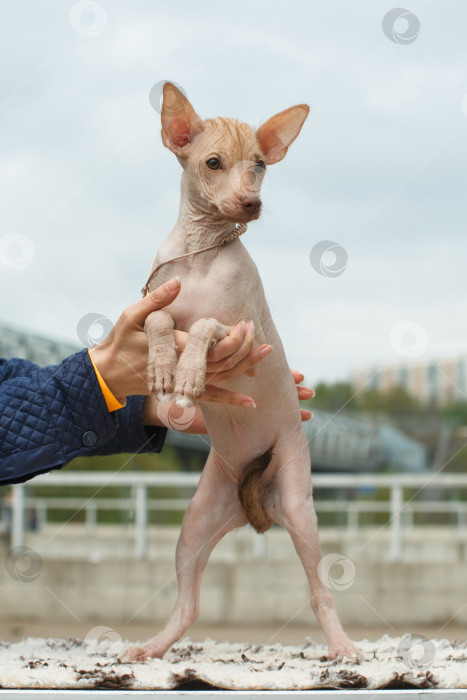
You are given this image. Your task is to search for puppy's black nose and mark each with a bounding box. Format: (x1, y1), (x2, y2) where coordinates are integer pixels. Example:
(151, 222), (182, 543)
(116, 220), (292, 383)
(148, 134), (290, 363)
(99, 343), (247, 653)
(242, 196), (262, 214)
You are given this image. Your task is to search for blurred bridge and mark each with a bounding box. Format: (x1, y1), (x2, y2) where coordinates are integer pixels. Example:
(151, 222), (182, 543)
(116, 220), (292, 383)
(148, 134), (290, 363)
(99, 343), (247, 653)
(0, 322), (79, 367)
(0, 323), (427, 473)
(167, 411), (426, 473)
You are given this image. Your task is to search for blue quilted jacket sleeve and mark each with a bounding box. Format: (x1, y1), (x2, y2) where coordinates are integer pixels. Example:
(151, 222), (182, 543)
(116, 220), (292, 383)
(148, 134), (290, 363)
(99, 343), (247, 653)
(0, 349), (167, 486)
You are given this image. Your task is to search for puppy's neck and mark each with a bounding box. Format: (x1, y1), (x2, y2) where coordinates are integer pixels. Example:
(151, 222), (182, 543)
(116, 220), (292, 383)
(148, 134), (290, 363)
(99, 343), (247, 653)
(169, 174), (238, 254)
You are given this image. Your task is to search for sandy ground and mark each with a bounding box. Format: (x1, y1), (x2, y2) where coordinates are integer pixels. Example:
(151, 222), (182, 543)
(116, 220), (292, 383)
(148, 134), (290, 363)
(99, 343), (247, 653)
(1, 620), (466, 646)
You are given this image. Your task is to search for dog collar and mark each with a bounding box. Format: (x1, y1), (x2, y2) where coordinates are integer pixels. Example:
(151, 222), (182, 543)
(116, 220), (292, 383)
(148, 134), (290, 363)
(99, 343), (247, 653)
(141, 223), (248, 297)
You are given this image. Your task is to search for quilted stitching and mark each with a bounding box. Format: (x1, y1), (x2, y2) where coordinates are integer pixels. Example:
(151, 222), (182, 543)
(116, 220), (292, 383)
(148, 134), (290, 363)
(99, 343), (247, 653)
(95, 394), (167, 457)
(0, 350), (114, 457)
(0, 351), (166, 484)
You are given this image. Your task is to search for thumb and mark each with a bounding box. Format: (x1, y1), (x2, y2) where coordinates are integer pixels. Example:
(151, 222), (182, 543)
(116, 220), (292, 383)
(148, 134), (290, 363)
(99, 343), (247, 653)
(132, 277), (181, 326)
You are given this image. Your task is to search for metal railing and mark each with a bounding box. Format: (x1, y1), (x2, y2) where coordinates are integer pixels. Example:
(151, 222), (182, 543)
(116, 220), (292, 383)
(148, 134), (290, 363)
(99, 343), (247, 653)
(5, 471), (467, 561)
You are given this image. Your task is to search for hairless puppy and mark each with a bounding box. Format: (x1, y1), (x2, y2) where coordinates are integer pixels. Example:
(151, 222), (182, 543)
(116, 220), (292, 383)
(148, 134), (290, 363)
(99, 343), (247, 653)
(122, 83), (359, 662)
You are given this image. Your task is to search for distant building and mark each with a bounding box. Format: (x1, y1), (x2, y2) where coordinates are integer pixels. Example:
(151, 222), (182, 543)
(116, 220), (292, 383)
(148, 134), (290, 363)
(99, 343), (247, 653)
(352, 356), (467, 407)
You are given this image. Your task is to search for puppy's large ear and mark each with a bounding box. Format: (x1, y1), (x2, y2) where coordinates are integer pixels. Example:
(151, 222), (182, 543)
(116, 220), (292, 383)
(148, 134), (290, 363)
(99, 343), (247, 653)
(256, 104), (309, 165)
(161, 82), (204, 156)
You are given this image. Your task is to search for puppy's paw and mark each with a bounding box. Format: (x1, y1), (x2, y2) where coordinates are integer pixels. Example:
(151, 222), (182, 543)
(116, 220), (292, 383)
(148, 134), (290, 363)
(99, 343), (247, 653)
(158, 390), (174, 404)
(120, 643), (164, 663)
(328, 639), (362, 661)
(119, 645), (147, 663)
(174, 394), (195, 409)
(155, 394), (196, 431)
(147, 362), (175, 398)
(174, 365), (205, 403)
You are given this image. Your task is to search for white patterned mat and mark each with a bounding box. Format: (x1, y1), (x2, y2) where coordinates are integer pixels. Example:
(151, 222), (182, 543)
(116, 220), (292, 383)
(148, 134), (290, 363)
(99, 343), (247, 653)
(0, 635), (466, 690)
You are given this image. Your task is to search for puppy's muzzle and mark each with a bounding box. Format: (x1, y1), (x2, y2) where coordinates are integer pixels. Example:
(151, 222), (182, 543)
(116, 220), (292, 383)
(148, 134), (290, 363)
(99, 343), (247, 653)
(242, 196), (262, 217)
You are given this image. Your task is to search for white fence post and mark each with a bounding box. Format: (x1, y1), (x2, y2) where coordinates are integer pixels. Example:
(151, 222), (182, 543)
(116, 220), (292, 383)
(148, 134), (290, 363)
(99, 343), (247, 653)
(13, 471), (467, 560)
(253, 530), (266, 559)
(36, 501), (47, 530)
(390, 483), (403, 561)
(347, 505), (358, 534)
(85, 502), (97, 531)
(404, 508), (413, 532)
(135, 483), (148, 559)
(11, 484), (25, 549)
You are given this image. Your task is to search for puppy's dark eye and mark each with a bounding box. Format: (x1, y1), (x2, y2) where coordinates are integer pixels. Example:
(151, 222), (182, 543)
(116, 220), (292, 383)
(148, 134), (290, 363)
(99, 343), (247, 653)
(206, 157), (221, 170)
(254, 160), (265, 173)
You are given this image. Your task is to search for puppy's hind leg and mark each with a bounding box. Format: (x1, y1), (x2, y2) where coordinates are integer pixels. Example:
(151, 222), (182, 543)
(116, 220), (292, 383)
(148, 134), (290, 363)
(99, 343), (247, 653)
(121, 453), (247, 662)
(265, 436), (361, 660)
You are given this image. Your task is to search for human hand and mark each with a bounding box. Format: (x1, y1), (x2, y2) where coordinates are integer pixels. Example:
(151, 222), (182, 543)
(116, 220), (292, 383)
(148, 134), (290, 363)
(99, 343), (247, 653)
(142, 321), (273, 429)
(90, 278), (271, 403)
(90, 278), (183, 401)
(144, 367), (316, 434)
(290, 369), (315, 422)
(173, 319), (273, 386)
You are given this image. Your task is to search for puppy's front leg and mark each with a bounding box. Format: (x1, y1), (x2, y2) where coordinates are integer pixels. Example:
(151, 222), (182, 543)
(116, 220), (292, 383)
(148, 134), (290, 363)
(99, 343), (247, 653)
(174, 317), (230, 407)
(145, 309), (177, 399)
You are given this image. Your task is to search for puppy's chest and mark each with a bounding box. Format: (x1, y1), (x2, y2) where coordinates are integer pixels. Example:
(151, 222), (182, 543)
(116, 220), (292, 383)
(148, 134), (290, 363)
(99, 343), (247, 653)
(167, 259), (264, 332)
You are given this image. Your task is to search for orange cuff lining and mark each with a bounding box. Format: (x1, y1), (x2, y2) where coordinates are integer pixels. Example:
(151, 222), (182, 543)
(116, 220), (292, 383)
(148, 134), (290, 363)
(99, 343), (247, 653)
(88, 350), (126, 412)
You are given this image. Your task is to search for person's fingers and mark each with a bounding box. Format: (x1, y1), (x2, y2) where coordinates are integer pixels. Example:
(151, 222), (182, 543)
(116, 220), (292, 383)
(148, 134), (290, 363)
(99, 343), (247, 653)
(290, 369), (315, 397)
(184, 406), (208, 434)
(173, 329), (188, 353)
(245, 364), (258, 377)
(207, 320), (256, 376)
(300, 408), (313, 421)
(207, 322), (244, 362)
(291, 369), (304, 384)
(200, 384), (256, 407)
(233, 343), (272, 377)
(163, 388), (256, 434)
(206, 321), (250, 370)
(130, 277), (181, 326)
(207, 344), (272, 383)
(297, 386), (315, 400)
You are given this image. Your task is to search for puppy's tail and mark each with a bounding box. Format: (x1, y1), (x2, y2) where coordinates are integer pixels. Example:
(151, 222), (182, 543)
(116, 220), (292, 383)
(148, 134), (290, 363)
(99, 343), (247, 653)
(238, 446), (274, 534)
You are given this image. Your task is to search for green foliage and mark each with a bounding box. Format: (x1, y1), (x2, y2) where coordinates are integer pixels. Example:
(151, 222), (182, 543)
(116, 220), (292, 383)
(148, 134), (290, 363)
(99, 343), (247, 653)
(442, 402), (467, 427)
(22, 445), (195, 526)
(308, 380), (435, 418)
(311, 381), (359, 412)
(358, 386), (421, 415)
(66, 445), (183, 472)
(305, 379), (467, 473)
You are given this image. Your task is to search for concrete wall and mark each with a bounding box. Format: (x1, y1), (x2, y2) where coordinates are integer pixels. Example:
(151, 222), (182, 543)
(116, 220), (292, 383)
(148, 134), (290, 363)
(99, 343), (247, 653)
(1, 525), (467, 628)
(15, 523), (467, 564)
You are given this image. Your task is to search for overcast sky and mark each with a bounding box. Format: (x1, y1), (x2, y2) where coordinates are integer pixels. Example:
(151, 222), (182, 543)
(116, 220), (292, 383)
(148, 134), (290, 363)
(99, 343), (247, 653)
(0, 0), (466, 384)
